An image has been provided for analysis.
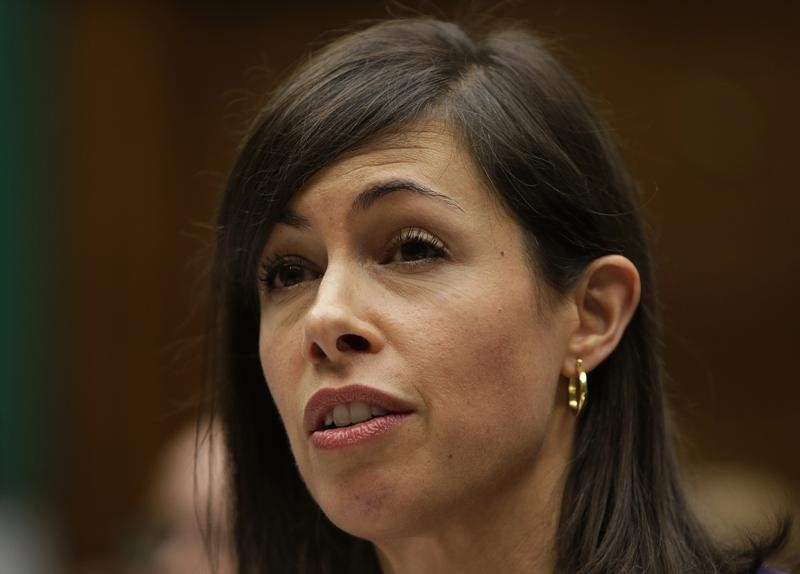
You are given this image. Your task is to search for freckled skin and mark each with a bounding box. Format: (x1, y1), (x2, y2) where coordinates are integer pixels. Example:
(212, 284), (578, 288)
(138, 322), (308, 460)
(258, 126), (577, 571)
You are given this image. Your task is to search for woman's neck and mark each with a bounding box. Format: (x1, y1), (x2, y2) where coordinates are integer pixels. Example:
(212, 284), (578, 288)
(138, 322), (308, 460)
(373, 409), (574, 574)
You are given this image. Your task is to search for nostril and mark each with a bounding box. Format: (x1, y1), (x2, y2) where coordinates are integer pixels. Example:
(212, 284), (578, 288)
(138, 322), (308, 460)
(310, 342), (327, 361)
(336, 334), (370, 352)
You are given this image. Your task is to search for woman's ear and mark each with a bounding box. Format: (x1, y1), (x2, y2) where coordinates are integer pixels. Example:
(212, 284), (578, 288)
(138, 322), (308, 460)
(562, 255), (641, 376)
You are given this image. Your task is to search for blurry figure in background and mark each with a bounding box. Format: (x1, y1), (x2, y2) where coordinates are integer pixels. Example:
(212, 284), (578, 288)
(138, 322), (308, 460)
(686, 463), (800, 567)
(121, 418), (233, 574)
(0, 499), (60, 574)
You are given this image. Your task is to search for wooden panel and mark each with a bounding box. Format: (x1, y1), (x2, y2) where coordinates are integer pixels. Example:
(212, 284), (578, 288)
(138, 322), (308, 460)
(61, 1), (193, 564)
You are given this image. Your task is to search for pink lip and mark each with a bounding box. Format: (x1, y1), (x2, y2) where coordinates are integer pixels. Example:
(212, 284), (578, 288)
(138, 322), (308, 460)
(310, 413), (410, 450)
(303, 384), (414, 444)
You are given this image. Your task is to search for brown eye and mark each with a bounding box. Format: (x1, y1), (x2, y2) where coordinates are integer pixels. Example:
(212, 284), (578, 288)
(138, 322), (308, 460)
(399, 239), (441, 262)
(274, 263), (308, 288)
(386, 227), (447, 265)
(259, 256), (317, 291)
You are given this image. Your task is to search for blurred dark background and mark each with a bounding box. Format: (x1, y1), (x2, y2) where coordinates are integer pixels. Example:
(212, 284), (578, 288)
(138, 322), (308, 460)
(1, 0), (797, 571)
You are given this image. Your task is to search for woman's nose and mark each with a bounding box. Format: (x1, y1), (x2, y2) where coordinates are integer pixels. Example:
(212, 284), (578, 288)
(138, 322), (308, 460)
(301, 269), (384, 364)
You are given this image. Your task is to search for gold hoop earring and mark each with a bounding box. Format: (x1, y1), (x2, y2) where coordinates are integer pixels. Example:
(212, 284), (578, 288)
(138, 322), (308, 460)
(568, 358), (587, 416)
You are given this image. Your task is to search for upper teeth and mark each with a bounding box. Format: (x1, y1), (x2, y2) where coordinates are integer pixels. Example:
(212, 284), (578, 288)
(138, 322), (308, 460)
(324, 402), (389, 428)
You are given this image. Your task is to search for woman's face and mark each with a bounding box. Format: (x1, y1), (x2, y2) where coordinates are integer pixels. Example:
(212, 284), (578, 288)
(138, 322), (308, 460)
(257, 125), (577, 541)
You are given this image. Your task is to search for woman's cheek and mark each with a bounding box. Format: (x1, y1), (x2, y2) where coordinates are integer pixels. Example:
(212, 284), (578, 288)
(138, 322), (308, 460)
(259, 332), (299, 427)
(418, 283), (549, 430)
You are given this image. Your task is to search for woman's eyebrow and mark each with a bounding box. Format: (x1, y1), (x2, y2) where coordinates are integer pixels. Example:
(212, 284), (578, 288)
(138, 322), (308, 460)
(276, 179), (465, 229)
(351, 179), (465, 214)
(275, 210), (312, 230)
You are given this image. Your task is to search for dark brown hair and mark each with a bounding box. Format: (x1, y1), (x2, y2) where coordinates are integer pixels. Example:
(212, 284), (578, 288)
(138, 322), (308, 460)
(210, 17), (789, 573)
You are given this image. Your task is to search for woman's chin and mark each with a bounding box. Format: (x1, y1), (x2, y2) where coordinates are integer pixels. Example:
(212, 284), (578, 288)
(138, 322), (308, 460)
(314, 478), (429, 541)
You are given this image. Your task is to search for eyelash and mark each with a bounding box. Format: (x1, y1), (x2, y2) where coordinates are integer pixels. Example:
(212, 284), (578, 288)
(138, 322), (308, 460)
(383, 227), (447, 266)
(257, 253), (315, 292)
(257, 227), (448, 292)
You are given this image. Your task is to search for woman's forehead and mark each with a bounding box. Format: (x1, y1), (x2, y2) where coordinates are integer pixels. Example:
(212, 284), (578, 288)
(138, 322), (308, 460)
(289, 123), (485, 213)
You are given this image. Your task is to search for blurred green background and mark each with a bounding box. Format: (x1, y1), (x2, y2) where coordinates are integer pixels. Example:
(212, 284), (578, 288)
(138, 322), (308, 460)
(0, 0), (53, 510)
